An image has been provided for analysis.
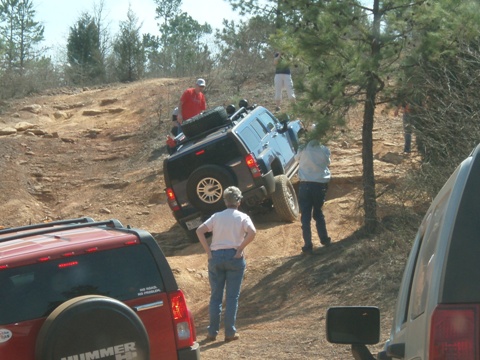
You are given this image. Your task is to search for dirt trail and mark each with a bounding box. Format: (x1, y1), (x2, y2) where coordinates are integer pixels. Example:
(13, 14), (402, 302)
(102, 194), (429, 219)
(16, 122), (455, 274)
(0, 78), (415, 359)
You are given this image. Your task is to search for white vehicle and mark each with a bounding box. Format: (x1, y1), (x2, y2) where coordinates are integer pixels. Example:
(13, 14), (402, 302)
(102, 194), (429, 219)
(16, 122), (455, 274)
(326, 143), (480, 360)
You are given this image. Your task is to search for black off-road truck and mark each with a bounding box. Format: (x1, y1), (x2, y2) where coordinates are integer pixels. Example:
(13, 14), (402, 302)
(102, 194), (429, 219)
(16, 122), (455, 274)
(163, 102), (306, 240)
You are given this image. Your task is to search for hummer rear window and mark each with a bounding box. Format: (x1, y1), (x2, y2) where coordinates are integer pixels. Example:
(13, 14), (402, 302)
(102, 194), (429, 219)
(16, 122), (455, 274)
(0, 245), (164, 325)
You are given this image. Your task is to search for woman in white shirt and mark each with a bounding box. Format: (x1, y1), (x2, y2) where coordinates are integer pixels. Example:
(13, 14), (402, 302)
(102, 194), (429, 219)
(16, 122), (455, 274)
(196, 186), (256, 343)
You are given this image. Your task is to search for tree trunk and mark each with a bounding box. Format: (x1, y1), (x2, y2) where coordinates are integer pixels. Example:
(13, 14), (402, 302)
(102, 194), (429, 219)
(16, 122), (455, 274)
(362, 82), (377, 233)
(361, 0), (381, 233)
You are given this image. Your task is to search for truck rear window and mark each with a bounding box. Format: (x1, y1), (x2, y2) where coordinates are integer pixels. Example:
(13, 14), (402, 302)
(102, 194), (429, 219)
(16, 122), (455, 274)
(0, 245), (164, 325)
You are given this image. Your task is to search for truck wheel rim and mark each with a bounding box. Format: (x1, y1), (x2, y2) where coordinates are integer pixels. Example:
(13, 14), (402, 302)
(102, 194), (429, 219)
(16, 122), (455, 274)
(197, 177), (223, 204)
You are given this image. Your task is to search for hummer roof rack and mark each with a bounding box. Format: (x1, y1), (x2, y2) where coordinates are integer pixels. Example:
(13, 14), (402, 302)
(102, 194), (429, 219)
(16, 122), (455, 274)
(0, 218), (124, 244)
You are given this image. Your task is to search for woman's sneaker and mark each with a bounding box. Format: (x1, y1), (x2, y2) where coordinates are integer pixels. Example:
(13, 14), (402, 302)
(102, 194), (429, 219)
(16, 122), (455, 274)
(225, 333), (240, 342)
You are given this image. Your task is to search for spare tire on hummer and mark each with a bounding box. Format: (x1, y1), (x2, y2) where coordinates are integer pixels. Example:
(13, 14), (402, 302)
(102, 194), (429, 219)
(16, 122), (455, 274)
(181, 106), (229, 137)
(35, 295), (150, 360)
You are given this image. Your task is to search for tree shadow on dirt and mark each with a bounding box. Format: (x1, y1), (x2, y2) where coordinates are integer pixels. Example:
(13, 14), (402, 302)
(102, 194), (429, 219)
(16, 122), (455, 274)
(193, 218), (413, 331)
(154, 206), (301, 257)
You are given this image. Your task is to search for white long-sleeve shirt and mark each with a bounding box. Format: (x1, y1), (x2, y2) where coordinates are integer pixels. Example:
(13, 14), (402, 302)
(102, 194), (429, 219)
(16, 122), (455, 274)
(295, 140), (331, 183)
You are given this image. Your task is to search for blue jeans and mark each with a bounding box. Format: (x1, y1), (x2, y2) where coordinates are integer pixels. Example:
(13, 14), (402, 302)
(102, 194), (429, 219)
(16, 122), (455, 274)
(208, 249), (246, 337)
(403, 113), (412, 153)
(298, 182), (329, 251)
(404, 133), (412, 153)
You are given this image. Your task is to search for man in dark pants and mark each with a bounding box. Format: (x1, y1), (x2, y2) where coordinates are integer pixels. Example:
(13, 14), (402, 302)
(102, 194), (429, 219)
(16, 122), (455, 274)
(295, 139), (331, 254)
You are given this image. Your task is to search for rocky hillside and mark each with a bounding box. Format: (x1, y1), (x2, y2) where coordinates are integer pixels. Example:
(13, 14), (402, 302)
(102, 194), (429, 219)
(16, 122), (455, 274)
(0, 78), (419, 359)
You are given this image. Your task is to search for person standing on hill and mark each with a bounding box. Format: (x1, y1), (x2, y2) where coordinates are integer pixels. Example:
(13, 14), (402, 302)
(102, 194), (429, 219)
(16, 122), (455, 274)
(295, 139), (331, 255)
(274, 51), (296, 111)
(196, 186), (256, 343)
(394, 102), (413, 154)
(177, 78), (207, 124)
(170, 107), (181, 136)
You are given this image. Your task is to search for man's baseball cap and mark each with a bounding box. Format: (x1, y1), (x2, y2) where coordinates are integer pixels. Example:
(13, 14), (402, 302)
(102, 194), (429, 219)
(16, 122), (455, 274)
(196, 78), (206, 87)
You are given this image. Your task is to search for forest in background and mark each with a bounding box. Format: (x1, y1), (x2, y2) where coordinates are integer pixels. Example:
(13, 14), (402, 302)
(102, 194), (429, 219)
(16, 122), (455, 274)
(2, 0), (480, 235)
(0, 0), (275, 95)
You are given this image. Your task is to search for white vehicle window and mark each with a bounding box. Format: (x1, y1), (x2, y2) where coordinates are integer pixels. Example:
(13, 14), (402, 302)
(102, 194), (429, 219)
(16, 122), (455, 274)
(410, 189), (450, 319)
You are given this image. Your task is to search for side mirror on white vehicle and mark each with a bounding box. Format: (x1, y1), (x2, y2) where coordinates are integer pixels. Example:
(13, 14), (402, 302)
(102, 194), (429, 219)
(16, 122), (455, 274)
(326, 306), (380, 360)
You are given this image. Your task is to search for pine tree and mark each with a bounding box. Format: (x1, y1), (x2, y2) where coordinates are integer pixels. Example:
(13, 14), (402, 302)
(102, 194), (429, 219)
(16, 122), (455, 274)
(66, 12), (105, 85)
(152, 0), (212, 76)
(0, 0), (44, 74)
(394, 0), (480, 193)
(214, 16), (275, 91)
(112, 6), (145, 82)
(227, 0), (427, 233)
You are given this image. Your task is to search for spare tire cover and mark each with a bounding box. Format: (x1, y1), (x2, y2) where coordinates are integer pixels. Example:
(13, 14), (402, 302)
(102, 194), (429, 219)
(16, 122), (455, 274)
(186, 165), (234, 212)
(181, 106), (228, 137)
(35, 295), (149, 360)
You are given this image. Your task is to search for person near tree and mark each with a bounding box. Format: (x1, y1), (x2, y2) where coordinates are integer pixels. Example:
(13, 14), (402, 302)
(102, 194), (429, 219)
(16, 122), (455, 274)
(273, 51), (296, 111)
(295, 139), (331, 255)
(394, 102), (413, 154)
(196, 186), (256, 343)
(177, 78), (207, 124)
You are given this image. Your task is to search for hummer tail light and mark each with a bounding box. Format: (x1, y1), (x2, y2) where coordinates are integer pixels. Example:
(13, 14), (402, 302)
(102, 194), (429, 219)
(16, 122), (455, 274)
(166, 188), (181, 211)
(168, 290), (196, 349)
(245, 154), (262, 178)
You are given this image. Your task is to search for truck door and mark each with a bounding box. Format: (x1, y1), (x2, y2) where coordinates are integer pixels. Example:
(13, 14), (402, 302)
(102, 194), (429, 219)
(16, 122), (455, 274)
(256, 111), (295, 172)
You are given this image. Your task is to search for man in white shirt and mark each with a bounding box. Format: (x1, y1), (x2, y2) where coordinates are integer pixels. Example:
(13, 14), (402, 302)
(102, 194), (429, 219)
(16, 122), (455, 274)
(295, 139), (332, 254)
(196, 186), (256, 343)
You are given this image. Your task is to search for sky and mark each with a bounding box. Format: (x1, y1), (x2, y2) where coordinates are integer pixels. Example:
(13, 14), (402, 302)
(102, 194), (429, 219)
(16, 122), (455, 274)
(35, 0), (244, 56)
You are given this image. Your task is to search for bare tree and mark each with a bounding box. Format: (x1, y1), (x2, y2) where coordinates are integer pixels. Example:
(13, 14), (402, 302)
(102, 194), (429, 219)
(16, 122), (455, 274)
(92, 0), (112, 66)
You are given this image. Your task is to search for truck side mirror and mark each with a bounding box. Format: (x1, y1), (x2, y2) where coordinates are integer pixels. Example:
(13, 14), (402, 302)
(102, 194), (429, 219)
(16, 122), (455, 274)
(326, 306), (380, 345)
(277, 120), (289, 134)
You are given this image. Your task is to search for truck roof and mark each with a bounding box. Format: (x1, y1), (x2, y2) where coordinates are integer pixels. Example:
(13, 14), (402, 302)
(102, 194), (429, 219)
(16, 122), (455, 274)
(0, 219), (138, 268)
